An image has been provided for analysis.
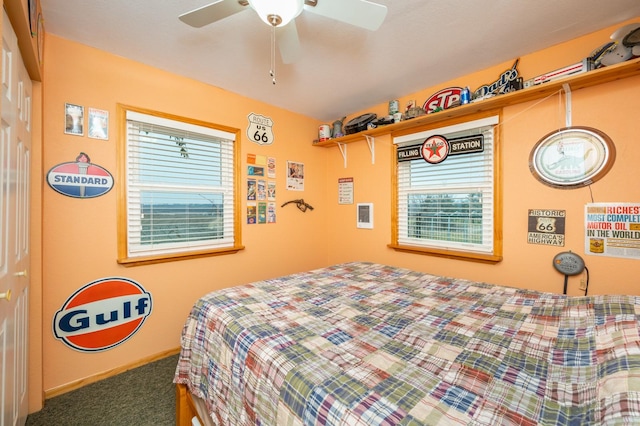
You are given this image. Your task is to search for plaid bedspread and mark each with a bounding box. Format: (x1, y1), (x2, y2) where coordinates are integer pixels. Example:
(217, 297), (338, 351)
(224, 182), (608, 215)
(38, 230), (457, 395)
(174, 262), (640, 425)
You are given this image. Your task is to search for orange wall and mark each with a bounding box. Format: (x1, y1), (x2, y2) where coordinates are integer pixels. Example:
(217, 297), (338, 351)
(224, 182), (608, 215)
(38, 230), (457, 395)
(42, 35), (329, 392)
(40, 18), (640, 395)
(324, 19), (640, 296)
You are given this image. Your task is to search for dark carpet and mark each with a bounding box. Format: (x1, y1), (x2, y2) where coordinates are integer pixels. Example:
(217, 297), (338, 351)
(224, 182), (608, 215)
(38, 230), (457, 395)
(26, 354), (178, 426)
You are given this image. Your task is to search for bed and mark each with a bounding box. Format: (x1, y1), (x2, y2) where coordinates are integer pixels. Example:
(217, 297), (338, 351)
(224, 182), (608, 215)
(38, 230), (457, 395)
(174, 261), (640, 425)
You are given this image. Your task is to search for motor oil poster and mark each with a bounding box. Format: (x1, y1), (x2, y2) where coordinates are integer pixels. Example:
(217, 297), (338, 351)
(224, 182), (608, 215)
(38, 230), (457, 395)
(585, 203), (640, 259)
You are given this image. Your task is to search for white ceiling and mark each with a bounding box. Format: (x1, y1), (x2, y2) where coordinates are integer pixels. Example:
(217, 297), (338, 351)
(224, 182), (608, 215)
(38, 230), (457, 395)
(40, 0), (640, 122)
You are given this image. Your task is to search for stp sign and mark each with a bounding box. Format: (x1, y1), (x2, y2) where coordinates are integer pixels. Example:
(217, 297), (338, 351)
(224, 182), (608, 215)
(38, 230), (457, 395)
(53, 277), (152, 352)
(422, 87), (463, 113)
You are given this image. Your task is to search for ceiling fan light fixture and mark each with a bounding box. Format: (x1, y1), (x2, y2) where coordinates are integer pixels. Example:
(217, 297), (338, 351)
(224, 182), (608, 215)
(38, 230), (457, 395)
(249, 0), (304, 27)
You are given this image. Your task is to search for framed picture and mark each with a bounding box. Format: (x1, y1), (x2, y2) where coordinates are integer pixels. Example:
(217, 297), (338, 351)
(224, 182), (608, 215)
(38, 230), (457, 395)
(65, 103), (84, 136)
(357, 203), (373, 229)
(88, 108), (109, 140)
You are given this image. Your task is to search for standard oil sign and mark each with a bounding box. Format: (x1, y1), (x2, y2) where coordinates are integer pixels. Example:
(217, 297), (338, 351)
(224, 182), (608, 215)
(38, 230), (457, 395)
(47, 152), (114, 198)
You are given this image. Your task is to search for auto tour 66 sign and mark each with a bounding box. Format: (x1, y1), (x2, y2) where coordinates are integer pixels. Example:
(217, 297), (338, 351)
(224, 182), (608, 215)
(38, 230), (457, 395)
(53, 277), (152, 352)
(47, 152), (114, 198)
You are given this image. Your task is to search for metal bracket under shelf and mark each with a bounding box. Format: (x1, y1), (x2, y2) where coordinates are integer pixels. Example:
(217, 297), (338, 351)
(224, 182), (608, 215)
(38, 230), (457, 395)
(365, 135), (375, 165)
(335, 135), (375, 169)
(337, 142), (347, 168)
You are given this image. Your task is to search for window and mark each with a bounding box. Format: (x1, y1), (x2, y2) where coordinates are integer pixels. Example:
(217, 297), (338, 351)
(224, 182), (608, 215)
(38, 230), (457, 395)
(117, 105), (243, 265)
(390, 113), (502, 262)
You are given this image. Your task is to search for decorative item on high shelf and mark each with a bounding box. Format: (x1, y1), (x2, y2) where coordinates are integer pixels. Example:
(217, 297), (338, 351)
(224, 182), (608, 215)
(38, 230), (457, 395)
(332, 117), (346, 138)
(344, 113), (376, 135)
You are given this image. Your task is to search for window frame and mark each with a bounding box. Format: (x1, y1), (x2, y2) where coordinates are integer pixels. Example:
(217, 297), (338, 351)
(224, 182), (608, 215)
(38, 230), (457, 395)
(116, 104), (243, 266)
(389, 111), (503, 263)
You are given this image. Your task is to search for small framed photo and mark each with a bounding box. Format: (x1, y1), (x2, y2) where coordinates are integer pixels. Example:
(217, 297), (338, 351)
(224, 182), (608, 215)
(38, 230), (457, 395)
(65, 103), (84, 136)
(357, 203), (373, 229)
(88, 108), (109, 140)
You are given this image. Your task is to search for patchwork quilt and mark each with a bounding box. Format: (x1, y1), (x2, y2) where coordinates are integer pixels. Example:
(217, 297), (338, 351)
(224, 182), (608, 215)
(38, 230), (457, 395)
(174, 262), (640, 425)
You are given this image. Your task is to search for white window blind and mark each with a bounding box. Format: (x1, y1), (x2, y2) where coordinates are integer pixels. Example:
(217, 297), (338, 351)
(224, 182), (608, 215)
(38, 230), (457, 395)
(125, 110), (236, 258)
(394, 116), (498, 254)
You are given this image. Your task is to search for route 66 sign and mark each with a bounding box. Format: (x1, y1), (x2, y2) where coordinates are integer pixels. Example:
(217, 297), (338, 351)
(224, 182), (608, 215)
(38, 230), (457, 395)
(247, 113), (274, 145)
(527, 209), (566, 246)
(535, 217), (556, 233)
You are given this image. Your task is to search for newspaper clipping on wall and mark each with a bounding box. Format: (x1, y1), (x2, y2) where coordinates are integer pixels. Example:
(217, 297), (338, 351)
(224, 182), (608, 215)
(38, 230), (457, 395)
(585, 203), (640, 259)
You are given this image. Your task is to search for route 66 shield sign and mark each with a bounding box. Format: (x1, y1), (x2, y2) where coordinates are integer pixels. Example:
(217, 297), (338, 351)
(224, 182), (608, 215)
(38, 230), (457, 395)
(536, 217), (556, 233)
(247, 113), (274, 145)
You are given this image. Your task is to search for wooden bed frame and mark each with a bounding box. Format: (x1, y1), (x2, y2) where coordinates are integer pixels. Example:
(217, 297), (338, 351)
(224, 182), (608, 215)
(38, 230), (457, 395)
(176, 383), (204, 426)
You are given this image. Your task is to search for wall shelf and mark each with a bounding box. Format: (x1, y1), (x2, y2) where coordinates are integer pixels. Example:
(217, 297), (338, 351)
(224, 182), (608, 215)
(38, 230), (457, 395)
(312, 57), (640, 148)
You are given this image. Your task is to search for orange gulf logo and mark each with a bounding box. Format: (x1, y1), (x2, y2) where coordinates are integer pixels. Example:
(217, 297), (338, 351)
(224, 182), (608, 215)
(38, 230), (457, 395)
(53, 278), (152, 352)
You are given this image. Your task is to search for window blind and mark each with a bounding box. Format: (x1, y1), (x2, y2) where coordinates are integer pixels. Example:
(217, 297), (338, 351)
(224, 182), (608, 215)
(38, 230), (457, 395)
(394, 116), (498, 254)
(125, 111), (236, 257)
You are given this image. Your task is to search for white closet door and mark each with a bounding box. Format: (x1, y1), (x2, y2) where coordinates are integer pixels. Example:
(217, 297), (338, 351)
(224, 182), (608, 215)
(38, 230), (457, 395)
(1, 9), (32, 426)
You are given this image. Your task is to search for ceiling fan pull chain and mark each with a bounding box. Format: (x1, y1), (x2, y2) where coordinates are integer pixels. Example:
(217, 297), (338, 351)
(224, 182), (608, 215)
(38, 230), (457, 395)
(270, 19), (276, 84)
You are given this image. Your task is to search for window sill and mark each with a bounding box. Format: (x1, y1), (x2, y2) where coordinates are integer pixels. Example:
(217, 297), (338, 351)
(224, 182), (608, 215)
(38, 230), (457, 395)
(388, 244), (502, 264)
(117, 245), (245, 267)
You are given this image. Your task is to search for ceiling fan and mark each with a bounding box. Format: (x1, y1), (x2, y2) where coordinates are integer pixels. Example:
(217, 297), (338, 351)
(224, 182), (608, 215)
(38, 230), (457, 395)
(179, 0), (388, 65)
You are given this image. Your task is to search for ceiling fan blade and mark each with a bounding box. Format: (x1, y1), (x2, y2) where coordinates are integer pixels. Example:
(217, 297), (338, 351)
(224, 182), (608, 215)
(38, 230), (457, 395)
(305, 0), (387, 31)
(179, 0), (247, 28)
(276, 21), (302, 64)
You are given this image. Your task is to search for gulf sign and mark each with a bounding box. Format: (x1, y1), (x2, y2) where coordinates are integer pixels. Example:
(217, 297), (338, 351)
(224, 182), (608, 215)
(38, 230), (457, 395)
(47, 152), (113, 198)
(53, 277), (152, 352)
